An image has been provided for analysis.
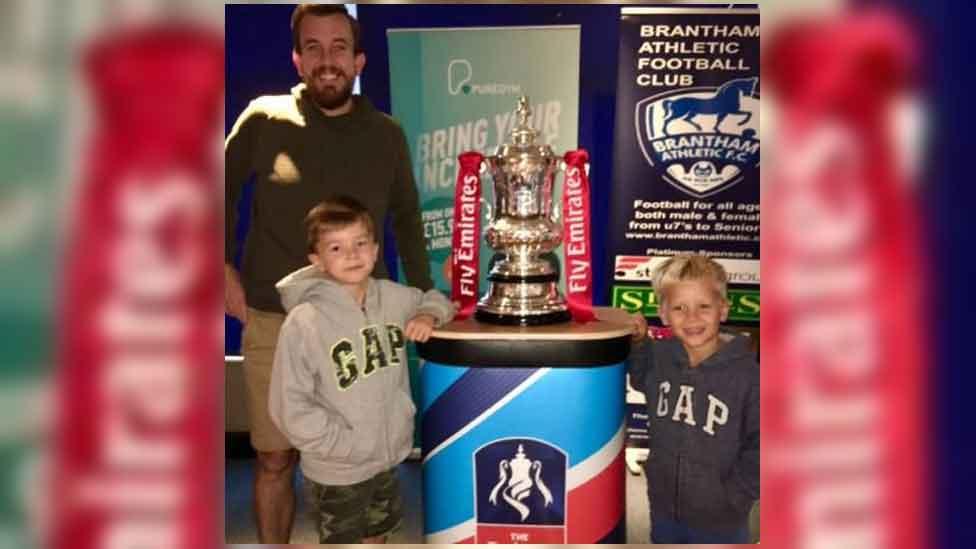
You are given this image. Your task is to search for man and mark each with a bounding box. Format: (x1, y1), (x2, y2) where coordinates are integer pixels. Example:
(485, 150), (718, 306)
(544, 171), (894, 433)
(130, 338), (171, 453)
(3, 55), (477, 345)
(225, 4), (432, 542)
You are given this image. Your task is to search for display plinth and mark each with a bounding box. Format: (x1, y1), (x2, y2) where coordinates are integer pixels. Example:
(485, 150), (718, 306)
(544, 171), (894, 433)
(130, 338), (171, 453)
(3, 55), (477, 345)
(417, 314), (632, 544)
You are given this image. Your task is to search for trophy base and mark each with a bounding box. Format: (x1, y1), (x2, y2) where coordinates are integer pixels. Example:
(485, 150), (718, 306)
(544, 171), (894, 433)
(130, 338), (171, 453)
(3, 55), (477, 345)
(474, 308), (572, 326)
(475, 276), (571, 326)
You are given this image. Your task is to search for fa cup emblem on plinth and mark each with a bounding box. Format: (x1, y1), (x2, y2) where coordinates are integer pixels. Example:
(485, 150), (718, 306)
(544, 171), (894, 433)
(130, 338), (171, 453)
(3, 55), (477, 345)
(488, 444), (553, 522)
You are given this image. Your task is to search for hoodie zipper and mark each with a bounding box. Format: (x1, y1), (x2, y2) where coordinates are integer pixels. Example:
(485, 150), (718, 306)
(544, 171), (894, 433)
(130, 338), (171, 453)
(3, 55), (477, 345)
(675, 454), (682, 521)
(360, 298), (392, 462)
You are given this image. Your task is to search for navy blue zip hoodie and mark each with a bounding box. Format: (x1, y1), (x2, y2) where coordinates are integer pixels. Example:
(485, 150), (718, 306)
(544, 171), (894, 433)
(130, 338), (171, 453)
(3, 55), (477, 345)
(628, 333), (759, 533)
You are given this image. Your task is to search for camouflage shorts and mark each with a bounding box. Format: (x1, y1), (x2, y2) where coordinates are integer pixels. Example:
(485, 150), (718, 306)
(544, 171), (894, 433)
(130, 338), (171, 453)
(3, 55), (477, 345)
(306, 468), (403, 543)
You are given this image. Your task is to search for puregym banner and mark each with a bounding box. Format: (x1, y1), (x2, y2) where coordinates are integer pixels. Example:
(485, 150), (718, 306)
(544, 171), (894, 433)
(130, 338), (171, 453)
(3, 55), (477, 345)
(608, 7), (759, 315)
(388, 25), (581, 292)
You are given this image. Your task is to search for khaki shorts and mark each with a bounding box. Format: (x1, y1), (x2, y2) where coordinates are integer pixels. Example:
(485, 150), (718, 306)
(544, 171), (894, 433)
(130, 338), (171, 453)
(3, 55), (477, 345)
(241, 307), (292, 452)
(306, 468), (403, 543)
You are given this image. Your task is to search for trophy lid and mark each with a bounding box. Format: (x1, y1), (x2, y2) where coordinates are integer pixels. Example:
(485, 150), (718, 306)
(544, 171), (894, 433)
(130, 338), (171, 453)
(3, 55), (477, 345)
(495, 96), (555, 162)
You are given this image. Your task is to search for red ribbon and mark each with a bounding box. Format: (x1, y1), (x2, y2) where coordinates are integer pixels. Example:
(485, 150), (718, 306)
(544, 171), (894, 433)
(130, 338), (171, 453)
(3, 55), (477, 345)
(763, 12), (923, 549)
(55, 27), (223, 549)
(562, 150), (596, 323)
(451, 151), (484, 320)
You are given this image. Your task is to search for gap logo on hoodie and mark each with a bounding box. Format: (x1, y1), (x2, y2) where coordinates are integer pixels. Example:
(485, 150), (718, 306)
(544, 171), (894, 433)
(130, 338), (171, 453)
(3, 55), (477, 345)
(329, 324), (406, 390)
(655, 381), (731, 436)
(474, 438), (567, 543)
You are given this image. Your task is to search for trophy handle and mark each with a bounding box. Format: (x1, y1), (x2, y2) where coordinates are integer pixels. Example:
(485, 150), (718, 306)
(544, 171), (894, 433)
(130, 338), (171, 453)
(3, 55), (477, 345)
(480, 196), (493, 222)
(552, 160), (564, 225)
(479, 160), (492, 221)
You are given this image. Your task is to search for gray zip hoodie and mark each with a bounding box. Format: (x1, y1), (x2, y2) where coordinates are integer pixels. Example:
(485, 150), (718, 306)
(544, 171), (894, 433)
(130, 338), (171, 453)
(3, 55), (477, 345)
(628, 333), (759, 534)
(269, 265), (454, 486)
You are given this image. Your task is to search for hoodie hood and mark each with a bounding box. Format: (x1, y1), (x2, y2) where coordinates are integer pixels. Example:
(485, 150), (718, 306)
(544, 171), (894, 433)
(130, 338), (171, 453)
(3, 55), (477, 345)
(275, 265), (414, 326)
(275, 264), (352, 313)
(661, 331), (754, 371)
(699, 332), (755, 367)
(291, 83), (377, 133)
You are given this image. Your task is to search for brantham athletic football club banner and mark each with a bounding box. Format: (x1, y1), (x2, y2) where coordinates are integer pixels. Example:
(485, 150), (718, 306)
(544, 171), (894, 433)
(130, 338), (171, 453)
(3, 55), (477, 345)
(608, 7), (759, 322)
(388, 25), (580, 292)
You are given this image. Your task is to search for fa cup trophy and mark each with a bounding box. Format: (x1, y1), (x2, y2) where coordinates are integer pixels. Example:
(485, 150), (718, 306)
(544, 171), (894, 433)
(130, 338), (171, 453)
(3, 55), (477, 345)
(451, 96), (595, 326)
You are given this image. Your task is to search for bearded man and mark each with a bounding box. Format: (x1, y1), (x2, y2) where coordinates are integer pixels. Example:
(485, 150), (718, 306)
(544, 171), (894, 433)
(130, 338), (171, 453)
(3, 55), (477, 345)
(224, 4), (432, 542)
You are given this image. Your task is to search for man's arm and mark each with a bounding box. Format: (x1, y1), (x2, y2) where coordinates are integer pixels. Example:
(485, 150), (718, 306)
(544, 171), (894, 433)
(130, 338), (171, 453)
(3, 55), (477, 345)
(225, 264), (248, 324)
(224, 102), (260, 322)
(388, 125), (434, 291)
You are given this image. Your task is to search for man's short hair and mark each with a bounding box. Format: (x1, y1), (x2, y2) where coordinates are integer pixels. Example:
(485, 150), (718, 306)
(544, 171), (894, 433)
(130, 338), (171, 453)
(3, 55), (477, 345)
(304, 196), (376, 253)
(651, 254), (728, 305)
(291, 3), (363, 54)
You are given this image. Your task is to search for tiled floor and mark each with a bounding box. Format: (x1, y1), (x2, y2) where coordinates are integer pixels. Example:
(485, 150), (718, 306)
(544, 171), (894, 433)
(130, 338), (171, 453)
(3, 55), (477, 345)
(224, 454), (652, 544)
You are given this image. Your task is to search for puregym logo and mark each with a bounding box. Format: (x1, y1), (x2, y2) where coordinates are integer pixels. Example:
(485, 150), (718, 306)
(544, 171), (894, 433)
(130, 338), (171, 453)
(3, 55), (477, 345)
(448, 59), (521, 96)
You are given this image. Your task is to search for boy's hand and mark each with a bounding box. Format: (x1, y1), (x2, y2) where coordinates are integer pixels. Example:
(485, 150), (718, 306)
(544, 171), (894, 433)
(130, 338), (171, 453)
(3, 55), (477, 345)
(629, 312), (648, 344)
(405, 314), (438, 342)
(594, 306), (648, 344)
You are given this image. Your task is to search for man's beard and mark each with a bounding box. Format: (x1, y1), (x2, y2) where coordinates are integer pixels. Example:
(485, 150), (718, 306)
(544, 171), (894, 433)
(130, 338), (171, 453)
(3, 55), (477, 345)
(305, 67), (354, 112)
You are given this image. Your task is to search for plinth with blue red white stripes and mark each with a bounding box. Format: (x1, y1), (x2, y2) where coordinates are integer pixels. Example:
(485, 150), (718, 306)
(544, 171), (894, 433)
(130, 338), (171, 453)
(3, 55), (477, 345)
(417, 318), (631, 544)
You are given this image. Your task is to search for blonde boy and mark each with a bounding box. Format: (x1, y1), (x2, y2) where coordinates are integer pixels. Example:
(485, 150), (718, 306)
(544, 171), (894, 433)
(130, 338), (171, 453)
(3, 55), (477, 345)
(628, 254), (759, 543)
(268, 196), (454, 543)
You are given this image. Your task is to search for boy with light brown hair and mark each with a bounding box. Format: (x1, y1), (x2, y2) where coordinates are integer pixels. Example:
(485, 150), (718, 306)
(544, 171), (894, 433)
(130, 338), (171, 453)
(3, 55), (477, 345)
(269, 196), (454, 543)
